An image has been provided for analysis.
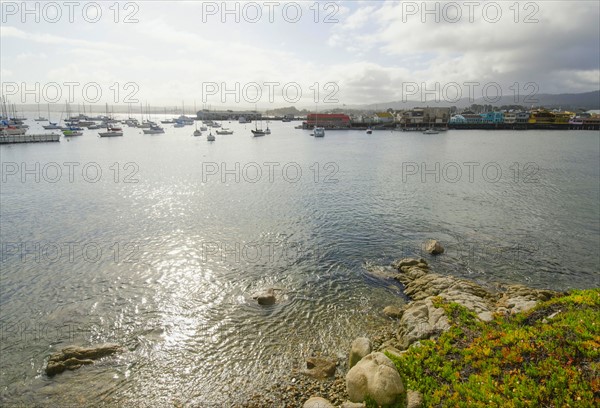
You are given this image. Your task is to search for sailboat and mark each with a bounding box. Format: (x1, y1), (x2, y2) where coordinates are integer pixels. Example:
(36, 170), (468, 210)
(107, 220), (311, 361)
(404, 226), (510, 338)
(43, 104), (61, 129)
(251, 107), (266, 136)
(264, 121), (271, 134)
(193, 101), (202, 136)
(312, 106), (325, 137)
(207, 131), (215, 141)
(34, 103), (47, 121)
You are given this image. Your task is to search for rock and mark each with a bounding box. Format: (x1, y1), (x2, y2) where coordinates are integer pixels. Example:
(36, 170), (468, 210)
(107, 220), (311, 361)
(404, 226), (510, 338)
(383, 305), (404, 319)
(397, 298), (450, 349)
(252, 288), (276, 305)
(303, 396), (335, 408)
(346, 352), (405, 406)
(45, 343), (121, 376)
(407, 390), (424, 408)
(392, 258), (426, 270)
(341, 402), (366, 408)
(349, 337), (372, 369)
(423, 239), (444, 255)
(302, 357), (337, 379)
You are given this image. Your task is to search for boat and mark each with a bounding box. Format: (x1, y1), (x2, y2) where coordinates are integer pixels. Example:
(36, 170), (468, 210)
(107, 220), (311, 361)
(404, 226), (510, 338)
(143, 125), (165, 134)
(62, 129), (83, 136)
(252, 113), (266, 136)
(366, 127), (373, 134)
(200, 126), (208, 131)
(34, 104), (47, 121)
(174, 122), (185, 128)
(238, 116), (249, 124)
(312, 105), (325, 137)
(193, 129), (202, 136)
(216, 128), (233, 135)
(98, 126), (123, 137)
(423, 128), (439, 134)
(207, 132), (215, 141)
(87, 124), (101, 130)
(313, 127), (325, 137)
(43, 122), (61, 130)
(264, 122), (271, 134)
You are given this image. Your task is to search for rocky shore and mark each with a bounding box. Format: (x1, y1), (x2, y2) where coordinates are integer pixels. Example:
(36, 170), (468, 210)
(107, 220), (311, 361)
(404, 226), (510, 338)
(242, 255), (573, 407)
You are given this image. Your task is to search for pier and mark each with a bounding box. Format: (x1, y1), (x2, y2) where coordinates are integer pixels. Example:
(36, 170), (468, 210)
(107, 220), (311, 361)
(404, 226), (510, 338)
(0, 134), (60, 144)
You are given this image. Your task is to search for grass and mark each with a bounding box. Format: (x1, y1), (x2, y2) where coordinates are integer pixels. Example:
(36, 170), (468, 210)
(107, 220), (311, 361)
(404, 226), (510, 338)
(386, 289), (600, 407)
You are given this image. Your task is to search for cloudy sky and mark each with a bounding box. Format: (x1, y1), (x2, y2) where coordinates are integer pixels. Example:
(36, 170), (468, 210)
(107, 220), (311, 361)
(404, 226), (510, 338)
(1, 0), (599, 109)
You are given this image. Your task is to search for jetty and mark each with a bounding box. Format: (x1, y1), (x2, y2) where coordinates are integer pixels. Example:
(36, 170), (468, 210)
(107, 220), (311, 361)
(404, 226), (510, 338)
(0, 134), (60, 144)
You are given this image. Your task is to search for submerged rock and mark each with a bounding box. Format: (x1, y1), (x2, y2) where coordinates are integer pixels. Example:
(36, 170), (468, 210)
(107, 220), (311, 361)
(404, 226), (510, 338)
(252, 288), (277, 305)
(45, 343), (121, 376)
(349, 337), (372, 369)
(423, 239), (444, 255)
(391, 258), (427, 270)
(302, 357), (337, 379)
(346, 352), (405, 405)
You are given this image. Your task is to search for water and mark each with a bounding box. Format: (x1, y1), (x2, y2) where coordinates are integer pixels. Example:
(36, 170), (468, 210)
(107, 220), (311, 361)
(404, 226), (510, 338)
(1, 116), (599, 405)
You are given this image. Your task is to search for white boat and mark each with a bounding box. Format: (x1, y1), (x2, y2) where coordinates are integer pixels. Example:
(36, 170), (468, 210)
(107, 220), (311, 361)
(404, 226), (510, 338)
(0, 127), (26, 136)
(423, 128), (439, 134)
(312, 106), (325, 137)
(366, 127), (373, 134)
(98, 126), (123, 137)
(207, 132), (215, 141)
(216, 128), (233, 135)
(143, 125), (165, 134)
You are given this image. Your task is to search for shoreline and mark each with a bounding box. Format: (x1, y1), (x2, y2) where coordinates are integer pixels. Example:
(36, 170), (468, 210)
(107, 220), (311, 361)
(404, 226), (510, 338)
(240, 257), (599, 407)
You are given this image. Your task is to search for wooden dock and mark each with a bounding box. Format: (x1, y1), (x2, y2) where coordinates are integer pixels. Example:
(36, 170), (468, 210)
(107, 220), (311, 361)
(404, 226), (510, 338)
(0, 134), (61, 144)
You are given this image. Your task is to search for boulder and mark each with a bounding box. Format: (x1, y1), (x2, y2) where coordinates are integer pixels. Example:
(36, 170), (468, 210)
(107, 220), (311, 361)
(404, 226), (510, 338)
(303, 396), (335, 408)
(302, 357), (337, 379)
(252, 288), (276, 305)
(392, 258), (426, 270)
(46, 343), (121, 376)
(346, 352), (405, 405)
(407, 390), (424, 408)
(383, 305), (404, 319)
(349, 337), (372, 369)
(423, 239), (444, 255)
(341, 402), (366, 408)
(397, 298), (450, 349)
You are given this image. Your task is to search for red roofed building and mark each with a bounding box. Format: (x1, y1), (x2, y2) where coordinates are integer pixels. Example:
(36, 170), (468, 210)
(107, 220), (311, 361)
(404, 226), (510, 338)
(306, 113), (351, 128)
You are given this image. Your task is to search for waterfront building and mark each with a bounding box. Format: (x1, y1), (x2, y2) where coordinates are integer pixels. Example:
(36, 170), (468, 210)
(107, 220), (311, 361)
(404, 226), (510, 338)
(305, 113), (351, 128)
(480, 111), (504, 124)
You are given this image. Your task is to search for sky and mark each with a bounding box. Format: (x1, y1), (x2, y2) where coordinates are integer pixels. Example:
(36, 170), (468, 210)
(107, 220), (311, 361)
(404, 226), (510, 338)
(1, 0), (599, 110)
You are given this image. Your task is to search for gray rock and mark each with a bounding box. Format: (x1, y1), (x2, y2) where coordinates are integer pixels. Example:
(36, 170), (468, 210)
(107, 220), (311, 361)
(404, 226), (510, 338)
(302, 357), (337, 379)
(46, 343), (121, 376)
(252, 288), (276, 305)
(349, 337), (372, 369)
(341, 402), (366, 408)
(397, 298), (450, 349)
(346, 352), (405, 405)
(303, 396), (335, 408)
(383, 305), (404, 319)
(407, 389), (424, 408)
(392, 258), (427, 270)
(423, 239), (444, 255)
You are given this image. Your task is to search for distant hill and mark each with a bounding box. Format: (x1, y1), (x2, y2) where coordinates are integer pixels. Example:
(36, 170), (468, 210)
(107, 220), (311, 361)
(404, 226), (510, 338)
(353, 90), (600, 111)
